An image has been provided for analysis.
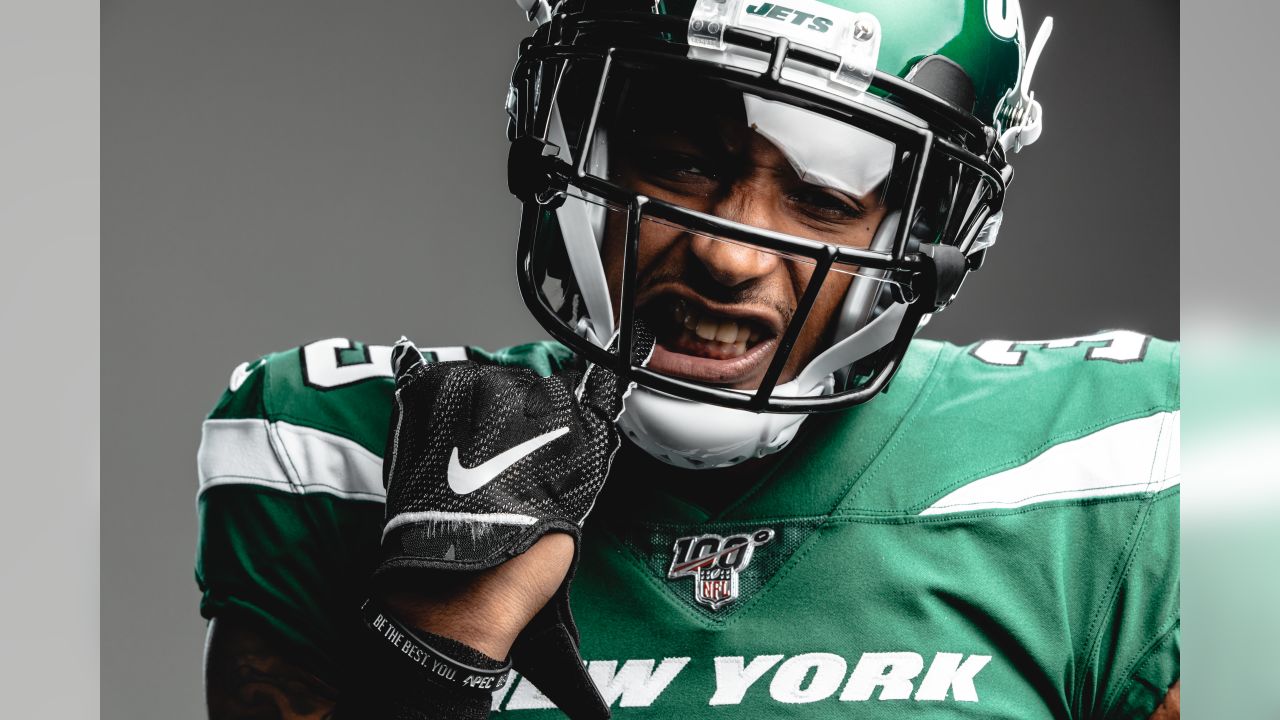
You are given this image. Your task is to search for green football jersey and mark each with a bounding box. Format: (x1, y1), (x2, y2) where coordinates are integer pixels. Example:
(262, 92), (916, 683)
(196, 332), (1179, 719)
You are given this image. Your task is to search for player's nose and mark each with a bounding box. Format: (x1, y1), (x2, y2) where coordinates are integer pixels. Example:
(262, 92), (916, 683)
(688, 189), (782, 288)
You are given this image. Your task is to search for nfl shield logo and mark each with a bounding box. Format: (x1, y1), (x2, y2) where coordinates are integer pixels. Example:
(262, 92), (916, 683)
(667, 528), (775, 611)
(695, 566), (737, 610)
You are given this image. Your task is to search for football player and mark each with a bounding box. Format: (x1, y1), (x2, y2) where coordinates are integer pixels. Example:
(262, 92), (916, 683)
(197, 1), (1179, 718)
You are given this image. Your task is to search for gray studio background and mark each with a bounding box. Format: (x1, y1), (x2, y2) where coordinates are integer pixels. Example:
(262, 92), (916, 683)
(102, 2), (1176, 717)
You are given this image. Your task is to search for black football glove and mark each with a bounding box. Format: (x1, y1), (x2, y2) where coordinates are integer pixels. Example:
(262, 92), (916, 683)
(374, 327), (654, 720)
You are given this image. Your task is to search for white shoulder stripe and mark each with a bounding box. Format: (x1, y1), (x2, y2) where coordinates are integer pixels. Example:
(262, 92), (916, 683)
(198, 418), (386, 501)
(920, 410), (1180, 516)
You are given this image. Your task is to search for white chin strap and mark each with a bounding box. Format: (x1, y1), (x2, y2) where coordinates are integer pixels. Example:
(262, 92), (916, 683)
(617, 378), (825, 469)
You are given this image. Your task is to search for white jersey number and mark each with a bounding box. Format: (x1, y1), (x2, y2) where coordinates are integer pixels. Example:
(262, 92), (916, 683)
(299, 338), (471, 389)
(971, 330), (1151, 367)
(301, 338), (395, 389)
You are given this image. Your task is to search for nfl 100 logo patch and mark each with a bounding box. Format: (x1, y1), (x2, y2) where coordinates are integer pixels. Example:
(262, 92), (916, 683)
(667, 529), (775, 610)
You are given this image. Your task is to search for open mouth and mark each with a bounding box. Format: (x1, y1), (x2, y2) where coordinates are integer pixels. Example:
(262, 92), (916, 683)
(640, 296), (783, 388)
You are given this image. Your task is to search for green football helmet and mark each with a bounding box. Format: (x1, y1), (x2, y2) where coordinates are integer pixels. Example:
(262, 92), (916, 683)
(507, 0), (1052, 468)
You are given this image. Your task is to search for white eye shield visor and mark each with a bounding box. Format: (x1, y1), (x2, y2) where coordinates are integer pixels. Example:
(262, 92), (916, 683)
(506, 13), (1010, 413)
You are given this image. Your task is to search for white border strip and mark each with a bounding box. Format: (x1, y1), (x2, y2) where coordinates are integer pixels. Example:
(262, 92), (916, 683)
(198, 418), (387, 501)
(920, 411), (1180, 516)
(383, 510), (538, 540)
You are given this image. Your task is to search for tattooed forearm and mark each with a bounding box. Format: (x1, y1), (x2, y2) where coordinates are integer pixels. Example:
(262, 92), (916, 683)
(204, 618), (339, 720)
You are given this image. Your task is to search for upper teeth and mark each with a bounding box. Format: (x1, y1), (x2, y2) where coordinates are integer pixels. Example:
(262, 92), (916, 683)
(674, 301), (761, 345)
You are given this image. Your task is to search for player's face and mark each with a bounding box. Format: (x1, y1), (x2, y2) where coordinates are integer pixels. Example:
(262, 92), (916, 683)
(599, 85), (890, 390)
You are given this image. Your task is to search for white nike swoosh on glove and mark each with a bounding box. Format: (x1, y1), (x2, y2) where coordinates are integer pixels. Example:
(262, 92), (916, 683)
(447, 426), (570, 495)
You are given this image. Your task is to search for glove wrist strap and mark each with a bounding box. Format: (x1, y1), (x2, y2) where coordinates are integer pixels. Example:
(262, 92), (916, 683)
(361, 597), (513, 693)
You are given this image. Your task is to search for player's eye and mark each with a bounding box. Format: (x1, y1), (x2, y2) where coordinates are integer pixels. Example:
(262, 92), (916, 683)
(630, 147), (721, 193)
(787, 186), (868, 225)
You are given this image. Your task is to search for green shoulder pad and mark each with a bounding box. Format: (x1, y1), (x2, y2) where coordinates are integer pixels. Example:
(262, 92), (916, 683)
(210, 338), (400, 455)
(836, 332), (1179, 515)
(950, 330), (1180, 436)
(207, 337), (574, 455)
